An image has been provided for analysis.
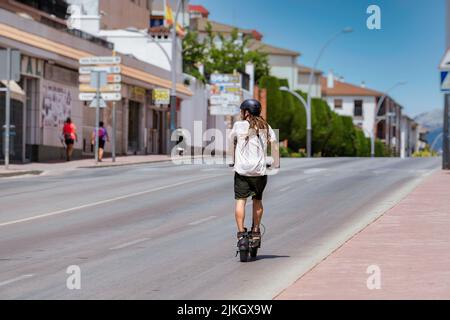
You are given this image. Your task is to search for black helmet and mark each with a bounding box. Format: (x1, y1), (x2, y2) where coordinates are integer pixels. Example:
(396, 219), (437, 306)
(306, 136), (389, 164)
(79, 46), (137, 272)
(240, 99), (261, 116)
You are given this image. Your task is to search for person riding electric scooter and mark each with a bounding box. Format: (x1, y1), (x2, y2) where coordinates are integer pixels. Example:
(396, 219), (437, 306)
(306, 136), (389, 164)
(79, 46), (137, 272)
(228, 99), (280, 262)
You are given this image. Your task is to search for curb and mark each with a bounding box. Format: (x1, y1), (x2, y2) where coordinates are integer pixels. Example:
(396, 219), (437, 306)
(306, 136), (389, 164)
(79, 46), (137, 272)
(0, 170), (43, 178)
(77, 155), (214, 169)
(77, 158), (173, 169)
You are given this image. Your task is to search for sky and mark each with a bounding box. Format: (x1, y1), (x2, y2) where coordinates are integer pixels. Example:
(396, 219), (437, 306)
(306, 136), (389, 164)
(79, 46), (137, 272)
(192, 0), (446, 117)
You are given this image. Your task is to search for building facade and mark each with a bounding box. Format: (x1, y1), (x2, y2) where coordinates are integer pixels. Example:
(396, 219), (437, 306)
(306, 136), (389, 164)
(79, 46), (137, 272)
(0, 4), (191, 162)
(321, 74), (404, 156)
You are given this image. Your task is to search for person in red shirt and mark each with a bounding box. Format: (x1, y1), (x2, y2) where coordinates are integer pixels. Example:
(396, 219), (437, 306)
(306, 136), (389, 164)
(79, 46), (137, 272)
(62, 117), (77, 161)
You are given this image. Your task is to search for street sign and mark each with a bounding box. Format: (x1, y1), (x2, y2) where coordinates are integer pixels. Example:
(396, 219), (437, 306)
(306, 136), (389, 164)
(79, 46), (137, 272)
(152, 88), (170, 105)
(210, 105), (240, 116)
(210, 93), (241, 105)
(0, 49), (21, 81)
(79, 56), (121, 65)
(79, 74), (121, 83)
(441, 71), (450, 91)
(79, 92), (121, 101)
(210, 73), (240, 84)
(79, 84), (122, 93)
(89, 98), (107, 108)
(79, 66), (121, 75)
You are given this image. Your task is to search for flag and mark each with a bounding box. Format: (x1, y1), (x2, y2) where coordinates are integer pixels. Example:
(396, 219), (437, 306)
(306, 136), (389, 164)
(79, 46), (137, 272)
(165, 3), (185, 37)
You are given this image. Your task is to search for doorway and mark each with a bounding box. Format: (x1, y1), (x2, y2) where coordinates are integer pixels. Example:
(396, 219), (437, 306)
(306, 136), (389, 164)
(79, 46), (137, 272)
(128, 100), (141, 154)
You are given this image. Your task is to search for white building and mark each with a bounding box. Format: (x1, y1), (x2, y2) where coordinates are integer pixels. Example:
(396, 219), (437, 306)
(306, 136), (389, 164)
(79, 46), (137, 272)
(296, 65), (322, 98)
(247, 40), (300, 90)
(321, 74), (381, 139)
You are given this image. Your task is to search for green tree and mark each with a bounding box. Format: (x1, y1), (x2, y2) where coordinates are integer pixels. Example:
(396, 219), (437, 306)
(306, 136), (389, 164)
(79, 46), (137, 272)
(259, 76), (296, 142)
(183, 23), (270, 83)
(182, 29), (207, 83)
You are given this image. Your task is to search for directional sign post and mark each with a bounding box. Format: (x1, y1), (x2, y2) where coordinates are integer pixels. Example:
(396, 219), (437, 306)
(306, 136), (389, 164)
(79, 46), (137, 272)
(79, 56), (122, 163)
(440, 49), (450, 169)
(0, 49), (21, 169)
(79, 56), (121, 65)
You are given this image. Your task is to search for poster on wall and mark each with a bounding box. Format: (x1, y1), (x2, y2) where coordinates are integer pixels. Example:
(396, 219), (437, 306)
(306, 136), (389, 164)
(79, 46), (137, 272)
(41, 83), (72, 128)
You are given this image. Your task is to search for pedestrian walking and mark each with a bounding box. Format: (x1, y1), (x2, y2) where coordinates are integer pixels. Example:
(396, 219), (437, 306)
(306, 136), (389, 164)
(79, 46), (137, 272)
(91, 121), (109, 162)
(62, 117), (77, 161)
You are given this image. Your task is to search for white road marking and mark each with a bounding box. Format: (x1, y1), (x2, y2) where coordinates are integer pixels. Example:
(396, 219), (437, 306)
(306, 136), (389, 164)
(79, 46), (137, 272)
(188, 216), (217, 226)
(0, 174), (226, 228)
(109, 238), (149, 250)
(0, 274), (34, 287)
(279, 186), (290, 192)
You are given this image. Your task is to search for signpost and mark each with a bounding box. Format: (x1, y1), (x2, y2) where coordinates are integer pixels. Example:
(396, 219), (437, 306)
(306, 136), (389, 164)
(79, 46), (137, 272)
(440, 49), (450, 169)
(209, 73), (243, 129)
(1, 49), (21, 169)
(79, 55), (121, 163)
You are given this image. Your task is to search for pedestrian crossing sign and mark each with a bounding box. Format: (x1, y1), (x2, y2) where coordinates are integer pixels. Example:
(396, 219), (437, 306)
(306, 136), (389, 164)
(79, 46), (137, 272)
(441, 71), (450, 91)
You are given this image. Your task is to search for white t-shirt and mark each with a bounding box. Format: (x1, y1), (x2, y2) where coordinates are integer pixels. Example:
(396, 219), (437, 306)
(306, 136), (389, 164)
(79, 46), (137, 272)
(229, 120), (276, 177)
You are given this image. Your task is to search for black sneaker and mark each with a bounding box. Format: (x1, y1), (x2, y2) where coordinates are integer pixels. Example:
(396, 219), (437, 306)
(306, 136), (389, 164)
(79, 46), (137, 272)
(249, 231), (261, 248)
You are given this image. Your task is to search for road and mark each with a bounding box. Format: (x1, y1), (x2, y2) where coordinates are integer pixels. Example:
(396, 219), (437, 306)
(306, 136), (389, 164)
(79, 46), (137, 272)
(0, 157), (440, 299)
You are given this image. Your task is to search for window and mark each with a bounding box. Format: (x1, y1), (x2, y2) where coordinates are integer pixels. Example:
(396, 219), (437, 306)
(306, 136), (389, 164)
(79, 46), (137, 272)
(354, 100), (363, 117)
(334, 99), (343, 110)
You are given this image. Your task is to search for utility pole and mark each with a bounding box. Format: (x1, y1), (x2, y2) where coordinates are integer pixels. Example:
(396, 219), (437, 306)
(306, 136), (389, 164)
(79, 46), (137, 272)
(4, 48), (11, 169)
(444, 94), (450, 169)
(94, 71), (100, 164)
(168, 0), (182, 155)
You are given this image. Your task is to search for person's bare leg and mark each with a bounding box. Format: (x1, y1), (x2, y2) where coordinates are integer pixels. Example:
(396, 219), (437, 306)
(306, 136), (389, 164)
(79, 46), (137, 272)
(252, 200), (264, 232)
(235, 199), (247, 233)
(99, 148), (104, 161)
(67, 144), (73, 161)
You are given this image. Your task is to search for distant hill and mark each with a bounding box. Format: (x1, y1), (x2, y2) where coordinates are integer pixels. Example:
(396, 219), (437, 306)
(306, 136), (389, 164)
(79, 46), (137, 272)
(414, 109), (443, 152)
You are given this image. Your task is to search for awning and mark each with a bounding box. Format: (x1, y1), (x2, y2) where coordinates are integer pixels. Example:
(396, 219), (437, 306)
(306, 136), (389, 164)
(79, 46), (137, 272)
(1, 80), (26, 103)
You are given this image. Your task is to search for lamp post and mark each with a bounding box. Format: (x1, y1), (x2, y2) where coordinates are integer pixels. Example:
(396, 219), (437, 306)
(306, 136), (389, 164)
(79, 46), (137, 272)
(305, 27), (352, 157)
(279, 86), (309, 154)
(371, 81), (406, 158)
(138, 0), (182, 155)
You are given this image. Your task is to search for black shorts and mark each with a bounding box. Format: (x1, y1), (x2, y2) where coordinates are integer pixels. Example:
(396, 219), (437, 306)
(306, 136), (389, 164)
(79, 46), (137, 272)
(65, 139), (74, 146)
(234, 172), (268, 200)
(99, 139), (105, 149)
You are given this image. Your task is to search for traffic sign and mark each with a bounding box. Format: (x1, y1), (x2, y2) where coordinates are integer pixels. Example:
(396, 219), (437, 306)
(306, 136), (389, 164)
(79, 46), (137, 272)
(79, 84), (121, 93)
(79, 56), (121, 65)
(441, 71), (450, 91)
(79, 66), (121, 75)
(79, 74), (121, 83)
(79, 92), (121, 101)
(89, 98), (107, 108)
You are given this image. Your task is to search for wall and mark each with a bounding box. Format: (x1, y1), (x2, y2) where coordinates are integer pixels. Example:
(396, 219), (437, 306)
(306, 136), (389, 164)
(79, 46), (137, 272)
(296, 72), (321, 97)
(99, 30), (182, 73)
(180, 77), (208, 153)
(99, 0), (150, 30)
(268, 55), (297, 89)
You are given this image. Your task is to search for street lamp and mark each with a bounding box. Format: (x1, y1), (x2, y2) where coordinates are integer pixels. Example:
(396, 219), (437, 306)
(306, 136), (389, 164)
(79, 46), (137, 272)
(305, 27), (353, 157)
(140, 0), (182, 155)
(279, 86), (309, 154)
(371, 81), (407, 158)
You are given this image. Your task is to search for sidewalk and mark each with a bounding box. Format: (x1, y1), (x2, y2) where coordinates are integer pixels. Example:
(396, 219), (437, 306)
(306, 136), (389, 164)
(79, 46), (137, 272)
(0, 154), (172, 177)
(276, 170), (450, 300)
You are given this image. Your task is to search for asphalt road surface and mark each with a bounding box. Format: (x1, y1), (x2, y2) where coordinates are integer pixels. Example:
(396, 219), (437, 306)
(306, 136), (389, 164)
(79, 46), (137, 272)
(0, 157), (440, 299)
